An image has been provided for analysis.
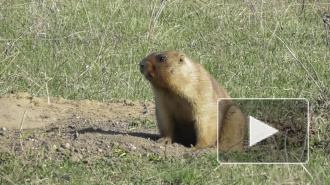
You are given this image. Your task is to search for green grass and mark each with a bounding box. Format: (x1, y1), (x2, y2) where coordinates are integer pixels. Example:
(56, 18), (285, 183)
(0, 152), (329, 184)
(1, 0), (328, 101)
(0, 0), (329, 184)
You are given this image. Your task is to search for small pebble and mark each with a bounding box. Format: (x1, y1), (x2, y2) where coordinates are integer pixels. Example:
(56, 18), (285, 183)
(71, 154), (83, 162)
(128, 144), (137, 150)
(61, 143), (70, 149)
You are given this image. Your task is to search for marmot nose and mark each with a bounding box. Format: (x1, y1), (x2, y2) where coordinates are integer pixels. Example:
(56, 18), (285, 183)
(139, 63), (145, 73)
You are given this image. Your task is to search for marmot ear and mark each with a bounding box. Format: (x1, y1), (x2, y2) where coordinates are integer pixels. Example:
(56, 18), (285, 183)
(179, 54), (185, 63)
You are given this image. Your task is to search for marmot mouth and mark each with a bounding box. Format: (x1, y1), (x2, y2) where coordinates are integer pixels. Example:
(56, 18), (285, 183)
(146, 73), (153, 80)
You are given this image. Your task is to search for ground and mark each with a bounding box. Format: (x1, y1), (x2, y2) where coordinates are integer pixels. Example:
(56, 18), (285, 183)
(0, 92), (212, 163)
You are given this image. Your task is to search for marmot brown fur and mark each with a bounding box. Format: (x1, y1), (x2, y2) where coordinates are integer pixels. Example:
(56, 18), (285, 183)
(139, 50), (245, 151)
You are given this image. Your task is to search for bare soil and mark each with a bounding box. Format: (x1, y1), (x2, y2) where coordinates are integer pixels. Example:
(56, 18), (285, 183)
(0, 92), (212, 162)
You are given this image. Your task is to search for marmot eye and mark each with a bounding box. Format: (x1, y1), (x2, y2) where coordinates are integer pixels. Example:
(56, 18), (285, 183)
(157, 56), (167, 62)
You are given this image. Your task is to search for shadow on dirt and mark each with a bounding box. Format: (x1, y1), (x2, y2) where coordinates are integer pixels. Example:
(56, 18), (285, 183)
(72, 127), (160, 141)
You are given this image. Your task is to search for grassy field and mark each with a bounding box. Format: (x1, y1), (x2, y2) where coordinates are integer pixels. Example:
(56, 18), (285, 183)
(1, 151), (328, 184)
(0, 0), (329, 184)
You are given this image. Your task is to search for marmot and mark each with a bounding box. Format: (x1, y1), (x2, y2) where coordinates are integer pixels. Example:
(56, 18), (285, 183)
(139, 50), (245, 151)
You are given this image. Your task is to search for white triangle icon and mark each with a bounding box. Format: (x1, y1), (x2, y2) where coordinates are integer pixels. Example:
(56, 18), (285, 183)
(249, 116), (279, 147)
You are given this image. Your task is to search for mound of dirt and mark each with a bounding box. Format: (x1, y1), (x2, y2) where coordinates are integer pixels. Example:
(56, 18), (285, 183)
(0, 92), (155, 130)
(0, 92), (212, 162)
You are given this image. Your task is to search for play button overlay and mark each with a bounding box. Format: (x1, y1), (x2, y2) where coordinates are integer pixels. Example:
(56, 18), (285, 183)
(217, 98), (309, 164)
(249, 116), (278, 147)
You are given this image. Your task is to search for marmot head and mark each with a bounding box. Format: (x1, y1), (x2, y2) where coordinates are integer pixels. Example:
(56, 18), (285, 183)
(139, 50), (187, 89)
